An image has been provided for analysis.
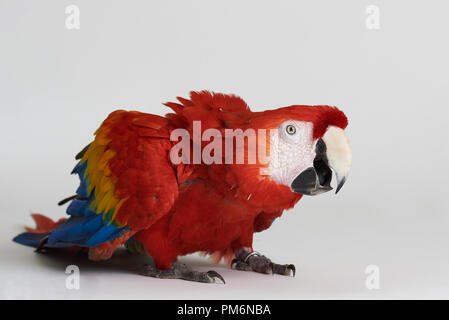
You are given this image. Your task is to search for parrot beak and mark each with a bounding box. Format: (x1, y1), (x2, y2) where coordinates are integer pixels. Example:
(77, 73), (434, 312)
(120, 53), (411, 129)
(291, 126), (352, 196)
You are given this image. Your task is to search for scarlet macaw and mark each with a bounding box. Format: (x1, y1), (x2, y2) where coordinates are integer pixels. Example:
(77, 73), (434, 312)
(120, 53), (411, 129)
(13, 91), (352, 283)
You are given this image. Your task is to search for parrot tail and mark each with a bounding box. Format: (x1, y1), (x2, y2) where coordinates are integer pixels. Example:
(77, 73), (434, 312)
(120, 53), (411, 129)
(13, 214), (66, 248)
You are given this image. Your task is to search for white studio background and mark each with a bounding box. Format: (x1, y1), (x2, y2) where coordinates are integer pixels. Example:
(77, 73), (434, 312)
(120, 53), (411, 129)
(0, 0), (448, 299)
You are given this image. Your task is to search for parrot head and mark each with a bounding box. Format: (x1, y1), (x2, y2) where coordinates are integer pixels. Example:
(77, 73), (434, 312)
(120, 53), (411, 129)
(165, 91), (351, 202)
(253, 105), (352, 196)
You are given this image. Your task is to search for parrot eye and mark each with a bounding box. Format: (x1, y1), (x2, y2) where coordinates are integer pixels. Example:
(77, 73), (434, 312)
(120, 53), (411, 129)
(286, 125), (296, 135)
(279, 120), (304, 144)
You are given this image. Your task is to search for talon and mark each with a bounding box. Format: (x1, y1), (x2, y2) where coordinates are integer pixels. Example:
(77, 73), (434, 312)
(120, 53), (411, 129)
(230, 258), (239, 269)
(268, 262), (275, 275)
(287, 264), (296, 277)
(207, 270), (226, 284)
(35, 237), (49, 253)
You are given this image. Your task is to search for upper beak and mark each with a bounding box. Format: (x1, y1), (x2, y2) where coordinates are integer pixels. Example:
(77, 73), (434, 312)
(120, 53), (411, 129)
(291, 126), (352, 195)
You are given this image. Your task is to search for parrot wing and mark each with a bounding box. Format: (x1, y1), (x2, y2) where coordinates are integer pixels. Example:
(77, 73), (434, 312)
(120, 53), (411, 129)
(43, 110), (181, 248)
(14, 91), (247, 249)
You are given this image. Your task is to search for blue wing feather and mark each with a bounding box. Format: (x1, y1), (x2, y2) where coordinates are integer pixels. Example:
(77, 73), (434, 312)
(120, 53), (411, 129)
(13, 159), (128, 249)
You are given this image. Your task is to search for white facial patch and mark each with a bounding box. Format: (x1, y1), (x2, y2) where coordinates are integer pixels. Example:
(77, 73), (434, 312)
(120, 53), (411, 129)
(268, 121), (316, 187)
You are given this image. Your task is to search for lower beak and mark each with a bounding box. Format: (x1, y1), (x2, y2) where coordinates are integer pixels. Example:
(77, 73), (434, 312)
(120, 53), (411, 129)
(291, 126), (352, 196)
(291, 166), (333, 196)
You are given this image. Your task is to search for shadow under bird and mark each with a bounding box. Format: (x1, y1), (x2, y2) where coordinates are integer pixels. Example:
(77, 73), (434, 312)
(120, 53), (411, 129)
(13, 91), (352, 284)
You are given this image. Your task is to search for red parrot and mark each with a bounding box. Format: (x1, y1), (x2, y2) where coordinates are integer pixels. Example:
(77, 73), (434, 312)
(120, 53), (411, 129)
(13, 91), (352, 283)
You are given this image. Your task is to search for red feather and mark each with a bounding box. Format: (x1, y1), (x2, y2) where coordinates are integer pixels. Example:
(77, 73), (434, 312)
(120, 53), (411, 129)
(25, 214), (66, 234)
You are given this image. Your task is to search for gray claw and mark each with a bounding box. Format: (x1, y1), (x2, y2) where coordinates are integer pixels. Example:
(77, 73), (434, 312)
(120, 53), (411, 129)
(270, 263), (296, 276)
(232, 249), (297, 278)
(142, 263), (225, 284)
(207, 270), (226, 284)
(287, 264), (296, 277)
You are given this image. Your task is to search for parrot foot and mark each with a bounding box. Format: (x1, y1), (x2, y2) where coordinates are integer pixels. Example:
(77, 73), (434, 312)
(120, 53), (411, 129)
(231, 250), (296, 277)
(142, 261), (225, 284)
